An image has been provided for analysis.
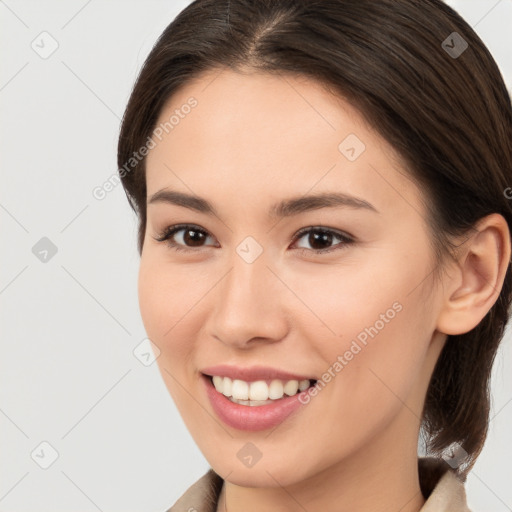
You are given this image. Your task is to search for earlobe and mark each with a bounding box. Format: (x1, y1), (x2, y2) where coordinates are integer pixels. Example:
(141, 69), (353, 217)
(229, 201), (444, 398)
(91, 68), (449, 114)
(436, 213), (511, 336)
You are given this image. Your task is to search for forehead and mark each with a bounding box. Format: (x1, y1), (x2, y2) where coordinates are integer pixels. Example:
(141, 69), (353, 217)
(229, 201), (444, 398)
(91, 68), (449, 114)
(145, 68), (421, 219)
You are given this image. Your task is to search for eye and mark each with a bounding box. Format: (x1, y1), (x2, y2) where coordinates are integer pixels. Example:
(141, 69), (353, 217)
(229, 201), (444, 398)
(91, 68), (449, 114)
(291, 227), (354, 255)
(153, 224), (354, 255)
(153, 224), (217, 252)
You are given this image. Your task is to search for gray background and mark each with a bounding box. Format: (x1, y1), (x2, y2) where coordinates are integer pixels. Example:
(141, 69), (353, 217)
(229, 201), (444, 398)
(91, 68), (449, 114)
(1, 1), (511, 511)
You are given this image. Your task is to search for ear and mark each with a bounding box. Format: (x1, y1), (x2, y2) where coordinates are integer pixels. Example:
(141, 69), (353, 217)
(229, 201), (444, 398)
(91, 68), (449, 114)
(436, 213), (511, 336)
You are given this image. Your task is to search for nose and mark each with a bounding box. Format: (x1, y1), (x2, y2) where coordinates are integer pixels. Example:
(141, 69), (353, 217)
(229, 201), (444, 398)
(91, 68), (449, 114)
(208, 249), (290, 349)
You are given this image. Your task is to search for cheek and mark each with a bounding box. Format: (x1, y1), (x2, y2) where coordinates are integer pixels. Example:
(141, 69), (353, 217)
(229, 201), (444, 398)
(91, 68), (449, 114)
(289, 252), (433, 416)
(281, 251), (414, 343)
(137, 256), (205, 416)
(137, 255), (198, 364)
(338, 299), (429, 396)
(138, 259), (167, 340)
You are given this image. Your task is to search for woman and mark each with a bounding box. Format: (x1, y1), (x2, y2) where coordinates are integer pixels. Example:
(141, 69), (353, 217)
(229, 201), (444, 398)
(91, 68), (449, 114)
(117, 0), (512, 510)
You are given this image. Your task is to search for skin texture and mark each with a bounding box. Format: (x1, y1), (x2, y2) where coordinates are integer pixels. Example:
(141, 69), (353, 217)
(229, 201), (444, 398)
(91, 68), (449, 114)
(138, 68), (511, 512)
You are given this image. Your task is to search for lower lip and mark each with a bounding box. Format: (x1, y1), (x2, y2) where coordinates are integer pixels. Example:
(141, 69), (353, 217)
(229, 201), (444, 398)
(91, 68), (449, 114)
(203, 375), (310, 431)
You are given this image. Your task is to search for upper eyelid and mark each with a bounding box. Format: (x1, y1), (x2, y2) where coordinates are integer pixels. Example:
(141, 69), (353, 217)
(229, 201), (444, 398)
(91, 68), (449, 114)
(293, 226), (350, 238)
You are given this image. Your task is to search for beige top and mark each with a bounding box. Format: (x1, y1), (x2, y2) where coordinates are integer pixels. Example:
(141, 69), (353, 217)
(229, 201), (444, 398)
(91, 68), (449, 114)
(167, 457), (472, 512)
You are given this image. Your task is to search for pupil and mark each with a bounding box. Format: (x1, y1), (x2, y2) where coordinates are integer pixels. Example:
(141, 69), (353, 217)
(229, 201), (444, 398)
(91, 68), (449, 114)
(310, 231), (332, 250)
(184, 229), (205, 246)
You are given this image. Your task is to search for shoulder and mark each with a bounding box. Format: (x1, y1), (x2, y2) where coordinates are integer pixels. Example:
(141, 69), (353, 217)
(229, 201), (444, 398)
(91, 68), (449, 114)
(165, 468), (223, 512)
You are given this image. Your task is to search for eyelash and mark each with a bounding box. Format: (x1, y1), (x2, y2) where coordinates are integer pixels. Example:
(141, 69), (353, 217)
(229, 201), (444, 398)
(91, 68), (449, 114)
(153, 223), (354, 256)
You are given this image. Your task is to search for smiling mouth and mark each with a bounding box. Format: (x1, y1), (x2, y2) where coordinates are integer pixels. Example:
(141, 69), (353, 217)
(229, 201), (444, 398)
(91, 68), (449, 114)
(206, 374), (318, 406)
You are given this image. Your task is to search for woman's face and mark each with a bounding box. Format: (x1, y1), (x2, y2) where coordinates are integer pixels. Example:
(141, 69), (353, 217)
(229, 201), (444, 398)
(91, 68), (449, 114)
(139, 68), (448, 487)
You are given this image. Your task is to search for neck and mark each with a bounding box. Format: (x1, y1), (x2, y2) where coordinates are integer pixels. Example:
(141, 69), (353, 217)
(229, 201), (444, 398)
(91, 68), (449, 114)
(218, 411), (426, 512)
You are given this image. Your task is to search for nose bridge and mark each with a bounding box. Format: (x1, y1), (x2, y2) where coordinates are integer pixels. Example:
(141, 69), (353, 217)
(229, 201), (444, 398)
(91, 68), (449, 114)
(221, 245), (274, 319)
(210, 241), (288, 346)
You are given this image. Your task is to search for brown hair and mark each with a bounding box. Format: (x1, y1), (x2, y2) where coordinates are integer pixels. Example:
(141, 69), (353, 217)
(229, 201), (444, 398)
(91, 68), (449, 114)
(117, 0), (512, 478)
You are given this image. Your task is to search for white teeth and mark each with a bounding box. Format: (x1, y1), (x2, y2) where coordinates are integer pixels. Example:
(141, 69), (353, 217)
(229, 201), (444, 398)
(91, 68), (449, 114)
(231, 379), (249, 400)
(249, 380), (269, 401)
(221, 376), (232, 397)
(228, 398), (270, 406)
(212, 375), (223, 390)
(268, 380), (284, 399)
(283, 379), (299, 396)
(211, 375), (312, 402)
(298, 379), (310, 392)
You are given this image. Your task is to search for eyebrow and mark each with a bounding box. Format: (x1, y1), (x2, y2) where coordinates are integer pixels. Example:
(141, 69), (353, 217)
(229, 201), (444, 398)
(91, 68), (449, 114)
(147, 189), (379, 217)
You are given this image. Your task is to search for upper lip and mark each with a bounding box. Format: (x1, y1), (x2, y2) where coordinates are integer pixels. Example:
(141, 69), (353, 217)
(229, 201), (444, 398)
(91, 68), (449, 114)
(201, 364), (316, 382)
